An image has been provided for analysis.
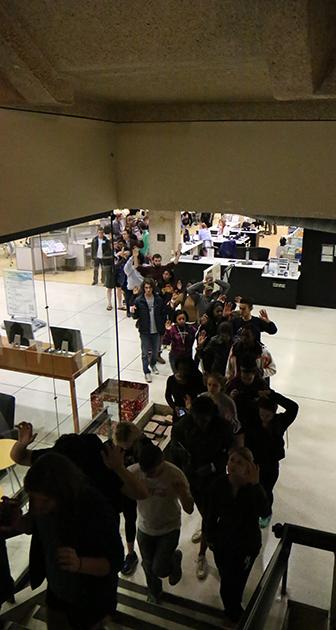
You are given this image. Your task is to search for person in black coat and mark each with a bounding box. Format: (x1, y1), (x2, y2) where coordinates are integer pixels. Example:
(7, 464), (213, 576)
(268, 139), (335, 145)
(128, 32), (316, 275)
(24, 453), (124, 630)
(171, 396), (234, 581)
(131, 278), (167, 382)
(245, 390), (299, 527)
(91, 227), (108, 285)
(205, 447), (269, 624)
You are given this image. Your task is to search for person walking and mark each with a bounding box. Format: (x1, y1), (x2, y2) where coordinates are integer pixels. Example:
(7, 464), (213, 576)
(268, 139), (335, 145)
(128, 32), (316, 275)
(206, 447), (269, 625)
(131, 278), (167, 382)
(91, 226), (108, 285)
(128, 443), (194, 604)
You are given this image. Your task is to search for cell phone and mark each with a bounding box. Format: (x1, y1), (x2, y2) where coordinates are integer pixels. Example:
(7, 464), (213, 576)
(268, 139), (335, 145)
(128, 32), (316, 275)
(177, 408), (186, 417)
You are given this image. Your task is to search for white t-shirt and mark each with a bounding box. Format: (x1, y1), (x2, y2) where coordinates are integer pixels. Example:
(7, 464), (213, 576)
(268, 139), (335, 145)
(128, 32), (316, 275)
(97, 238), (104, 259)
(128, 461), (191, 536)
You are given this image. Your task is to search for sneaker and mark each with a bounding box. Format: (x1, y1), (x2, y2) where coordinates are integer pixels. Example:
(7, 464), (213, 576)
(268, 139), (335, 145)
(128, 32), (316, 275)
(196, 555), (208, 580)
(259, 515), (272, 529)
(151, 365), (159, 375)
(121, 551), (138, 576)
(146, 591), (162, 605)
(191, 528), (202, 544)
(145, 373), (152, 383)
(157, 355), (166, 364)
(169, 549), (182, 586)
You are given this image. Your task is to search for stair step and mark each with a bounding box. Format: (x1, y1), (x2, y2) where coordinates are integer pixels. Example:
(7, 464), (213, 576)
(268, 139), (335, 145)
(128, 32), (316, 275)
(283, 600), (329, 630)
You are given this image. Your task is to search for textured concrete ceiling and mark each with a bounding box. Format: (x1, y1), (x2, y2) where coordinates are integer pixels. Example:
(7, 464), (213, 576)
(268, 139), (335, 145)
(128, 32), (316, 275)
(1, 0), (336, 121)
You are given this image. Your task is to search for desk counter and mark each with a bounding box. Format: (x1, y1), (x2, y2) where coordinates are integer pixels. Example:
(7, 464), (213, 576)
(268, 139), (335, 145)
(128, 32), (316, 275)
(177, 257), (300, 309)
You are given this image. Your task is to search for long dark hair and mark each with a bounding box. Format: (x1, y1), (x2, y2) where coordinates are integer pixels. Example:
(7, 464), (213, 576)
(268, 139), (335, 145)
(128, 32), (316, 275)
(24, 452), (91, 541)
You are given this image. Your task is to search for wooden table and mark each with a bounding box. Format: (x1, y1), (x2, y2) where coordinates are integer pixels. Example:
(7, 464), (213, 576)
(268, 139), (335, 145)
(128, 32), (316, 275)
(0, 341), (103, 433)
(0, 439), (20, 493)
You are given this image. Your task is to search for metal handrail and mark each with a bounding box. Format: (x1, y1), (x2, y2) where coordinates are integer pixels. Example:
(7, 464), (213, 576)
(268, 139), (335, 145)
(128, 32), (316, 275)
(237, 522), (336, 630)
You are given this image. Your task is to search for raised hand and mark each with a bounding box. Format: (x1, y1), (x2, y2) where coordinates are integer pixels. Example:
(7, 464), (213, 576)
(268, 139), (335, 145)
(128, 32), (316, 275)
(197, 330), (207, 346)
(165, 320), (172, 330)
(130, 305), (136, 314)
(15, 422), (37, 447)
(259, 309), (270, 322)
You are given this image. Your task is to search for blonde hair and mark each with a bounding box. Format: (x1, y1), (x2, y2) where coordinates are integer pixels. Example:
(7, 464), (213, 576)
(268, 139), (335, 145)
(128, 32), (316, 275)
(228, 446), (254, 464)
(113, 422), (141, 445)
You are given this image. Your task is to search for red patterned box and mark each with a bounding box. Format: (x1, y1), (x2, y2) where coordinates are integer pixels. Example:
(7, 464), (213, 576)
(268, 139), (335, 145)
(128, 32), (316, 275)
(90, 379), (149, 423)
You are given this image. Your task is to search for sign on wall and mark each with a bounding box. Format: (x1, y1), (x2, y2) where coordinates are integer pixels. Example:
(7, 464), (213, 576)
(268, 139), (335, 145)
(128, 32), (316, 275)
(3, 269), (38, 318)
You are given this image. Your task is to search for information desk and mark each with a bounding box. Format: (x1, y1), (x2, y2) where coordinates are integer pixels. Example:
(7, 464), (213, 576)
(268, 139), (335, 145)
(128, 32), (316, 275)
(229, 227), (263, 247)
(177, 257), (300, 309)
(0, 340), (103, 433)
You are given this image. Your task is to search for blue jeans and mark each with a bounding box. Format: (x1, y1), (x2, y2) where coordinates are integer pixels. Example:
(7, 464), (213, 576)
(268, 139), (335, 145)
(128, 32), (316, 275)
(140, 333), (160, 374)
(137, 528), (180, 597)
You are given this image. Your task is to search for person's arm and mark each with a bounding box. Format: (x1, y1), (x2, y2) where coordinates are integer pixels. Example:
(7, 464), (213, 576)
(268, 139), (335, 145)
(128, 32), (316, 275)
(130, 299), (140, 319)
(215, 279), (230, 295)
(172, 242), (182, 265)
(10, 422), (38, 466)
(261, 346), (277, 377)
(102, 444), (149, 500)
(273, 391), (299, 430)
(172, 478), (194, 514)
(204, 478), (220, 546)
(245, 461), (270, 517)
(57, 548), (111, 577)
(162, 322), (173, 345)
(258, 310), (278, 335)
(91, 237), (96, 259)
(123, 255), (134, 277)
(187, 281), (204, 295)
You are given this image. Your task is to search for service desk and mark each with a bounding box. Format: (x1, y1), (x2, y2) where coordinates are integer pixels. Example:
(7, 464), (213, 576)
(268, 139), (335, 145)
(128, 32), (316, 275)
(0, 340), (103, 433)
(177, 256), (300, 309)
(229, 227), (263, 247)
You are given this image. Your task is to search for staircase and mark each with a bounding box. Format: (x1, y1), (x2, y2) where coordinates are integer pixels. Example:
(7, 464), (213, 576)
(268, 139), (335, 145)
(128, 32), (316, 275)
(1, 578), (226, 630)
(281, 599), (329, 630)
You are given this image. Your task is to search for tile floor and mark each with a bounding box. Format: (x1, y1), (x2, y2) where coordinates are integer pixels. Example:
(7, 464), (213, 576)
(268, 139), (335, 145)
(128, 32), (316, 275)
(1, 276), (335, 618)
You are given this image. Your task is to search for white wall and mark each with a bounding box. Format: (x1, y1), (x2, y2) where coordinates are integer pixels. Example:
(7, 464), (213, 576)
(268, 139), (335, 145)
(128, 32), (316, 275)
(0, 110), (117, 238)
(116, 121), (336, 219)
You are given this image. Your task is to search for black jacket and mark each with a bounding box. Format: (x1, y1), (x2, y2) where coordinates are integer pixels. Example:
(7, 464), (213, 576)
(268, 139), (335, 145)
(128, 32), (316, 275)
(245, 392), (299, 465)
(91, 235), (109, 260)
(171, 412), (234, 481)
(132, 293), (167, 335)
(205, 474), (269, 554)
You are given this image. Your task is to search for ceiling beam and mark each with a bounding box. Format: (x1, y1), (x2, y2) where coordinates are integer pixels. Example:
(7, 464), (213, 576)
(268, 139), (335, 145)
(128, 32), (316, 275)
(258, 0), (336, 100)
(0, 3), (73, 105)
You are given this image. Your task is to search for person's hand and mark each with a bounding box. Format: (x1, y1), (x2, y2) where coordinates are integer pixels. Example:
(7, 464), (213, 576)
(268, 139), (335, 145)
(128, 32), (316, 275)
(245, 462), (260, 486)
(176, 243), (182, 255)
(197, 330), (207, 346)
(102, 443), (124, 472)
(130, 305), (136, 314)
(165, 320), (172, 330)
(259, 309), (270, 322)
(184, 394), (192, 410)
(15, 422), (37, 447)
(57, 547), (81, 573)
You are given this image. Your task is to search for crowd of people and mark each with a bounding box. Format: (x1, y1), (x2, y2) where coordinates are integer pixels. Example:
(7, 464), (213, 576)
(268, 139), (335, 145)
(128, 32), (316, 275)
(0, 212), (299, 630)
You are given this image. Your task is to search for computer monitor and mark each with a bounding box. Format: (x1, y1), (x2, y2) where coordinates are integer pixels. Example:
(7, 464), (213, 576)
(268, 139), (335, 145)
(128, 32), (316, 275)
(50, 326), (83, 352)
(4, 320), (34, 347)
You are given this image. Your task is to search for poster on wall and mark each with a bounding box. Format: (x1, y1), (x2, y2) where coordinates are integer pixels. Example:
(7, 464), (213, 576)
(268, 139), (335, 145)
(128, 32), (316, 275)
(3, 269), (38, 318)
(321, 244), (334, 263)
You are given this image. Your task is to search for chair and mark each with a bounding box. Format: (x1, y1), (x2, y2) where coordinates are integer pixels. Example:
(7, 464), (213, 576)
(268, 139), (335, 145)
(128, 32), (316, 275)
(0, 394), (17, 440)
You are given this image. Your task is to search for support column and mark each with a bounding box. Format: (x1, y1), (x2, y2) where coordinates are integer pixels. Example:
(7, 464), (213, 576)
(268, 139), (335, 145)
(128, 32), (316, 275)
(149, 210), (180, 262)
